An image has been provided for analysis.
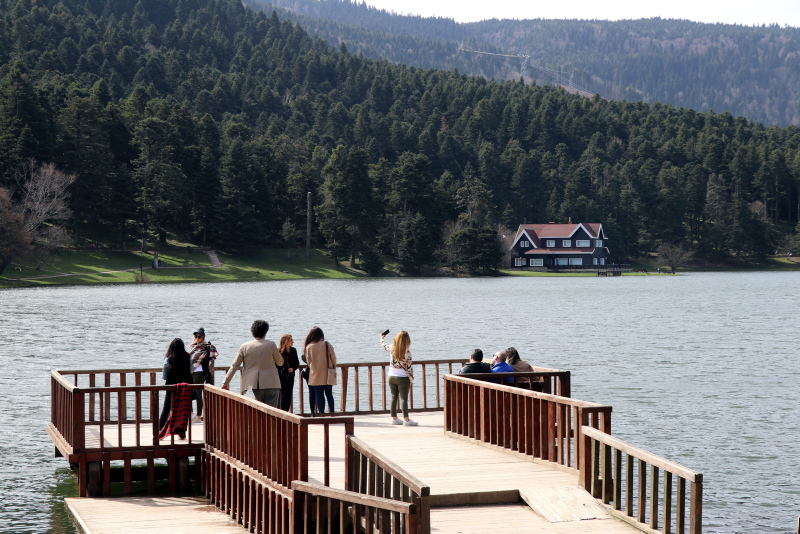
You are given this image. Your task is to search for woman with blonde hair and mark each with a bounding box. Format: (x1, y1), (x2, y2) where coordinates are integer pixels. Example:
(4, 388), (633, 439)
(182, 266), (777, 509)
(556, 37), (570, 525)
(277, 334), (300, 412)
(381, 330), (417, 426)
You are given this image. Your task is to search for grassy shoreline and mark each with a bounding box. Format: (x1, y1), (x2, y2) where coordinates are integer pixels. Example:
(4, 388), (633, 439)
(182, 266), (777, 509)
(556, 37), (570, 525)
(2, 249), (798, 289)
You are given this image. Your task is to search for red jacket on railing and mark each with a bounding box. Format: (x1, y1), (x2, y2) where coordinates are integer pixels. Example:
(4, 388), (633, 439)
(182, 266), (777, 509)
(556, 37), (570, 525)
(159, 383), (192, 440)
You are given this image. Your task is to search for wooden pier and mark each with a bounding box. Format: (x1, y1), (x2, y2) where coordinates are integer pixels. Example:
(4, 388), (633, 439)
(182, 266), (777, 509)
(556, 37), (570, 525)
(48, 360), (702, 533)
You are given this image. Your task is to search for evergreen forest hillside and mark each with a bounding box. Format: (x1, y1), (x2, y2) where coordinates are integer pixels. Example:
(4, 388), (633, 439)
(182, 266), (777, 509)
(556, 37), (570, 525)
(252, 0), (800, 127)
(1, 0), (799, 275)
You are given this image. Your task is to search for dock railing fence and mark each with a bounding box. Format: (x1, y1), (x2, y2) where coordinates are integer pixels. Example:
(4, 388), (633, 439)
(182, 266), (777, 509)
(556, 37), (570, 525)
(345, 435), (431, 534)
(292, 360), (570, 416)
(443, 374), (611, 472)
(292, 481), (419, 534)
(581, 426), (702, 534)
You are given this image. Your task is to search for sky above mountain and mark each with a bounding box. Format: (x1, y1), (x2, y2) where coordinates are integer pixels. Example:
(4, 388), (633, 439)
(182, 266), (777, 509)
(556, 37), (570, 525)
(361, 0), (800, 27)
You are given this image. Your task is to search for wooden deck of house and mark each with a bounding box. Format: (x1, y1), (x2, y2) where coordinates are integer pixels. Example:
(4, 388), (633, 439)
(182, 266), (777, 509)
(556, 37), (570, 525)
(49, 362), (702, 534)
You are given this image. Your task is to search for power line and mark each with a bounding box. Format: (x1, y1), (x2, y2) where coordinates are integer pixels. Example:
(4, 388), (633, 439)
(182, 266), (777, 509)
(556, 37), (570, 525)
(458, 44), (596, 98)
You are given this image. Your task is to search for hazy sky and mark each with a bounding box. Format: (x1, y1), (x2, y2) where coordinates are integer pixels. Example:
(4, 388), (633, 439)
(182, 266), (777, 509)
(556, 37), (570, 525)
(361, 0), (800, 27)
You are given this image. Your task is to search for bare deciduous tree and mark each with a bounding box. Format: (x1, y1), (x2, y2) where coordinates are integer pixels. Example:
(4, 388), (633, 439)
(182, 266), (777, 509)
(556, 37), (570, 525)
(497, 223), (515, 269)
(14, 160), (76, 235)
(0, 188), (32, 276)
(436, 218), (465, 268)
(657, 243), (694, 274)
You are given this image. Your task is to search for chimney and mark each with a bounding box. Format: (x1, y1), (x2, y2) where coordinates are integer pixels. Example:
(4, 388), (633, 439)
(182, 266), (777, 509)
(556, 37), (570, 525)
(568, 217), (572, 224)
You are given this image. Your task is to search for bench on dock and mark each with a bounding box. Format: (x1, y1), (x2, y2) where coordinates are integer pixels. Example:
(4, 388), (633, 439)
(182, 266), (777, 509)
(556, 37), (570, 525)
(48, 361), (702, 534)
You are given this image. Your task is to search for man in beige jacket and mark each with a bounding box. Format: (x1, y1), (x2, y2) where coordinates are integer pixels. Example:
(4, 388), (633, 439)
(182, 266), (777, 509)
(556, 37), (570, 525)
(222, 320), (284, 407)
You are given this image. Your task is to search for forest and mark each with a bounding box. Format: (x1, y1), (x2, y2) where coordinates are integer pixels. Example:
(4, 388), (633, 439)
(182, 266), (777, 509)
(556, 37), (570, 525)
(1, 0), (799, 276)
(254, 0), (800, 127)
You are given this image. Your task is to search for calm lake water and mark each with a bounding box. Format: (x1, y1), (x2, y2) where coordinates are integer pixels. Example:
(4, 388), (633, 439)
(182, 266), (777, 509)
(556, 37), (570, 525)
(1, 273), (798, 533)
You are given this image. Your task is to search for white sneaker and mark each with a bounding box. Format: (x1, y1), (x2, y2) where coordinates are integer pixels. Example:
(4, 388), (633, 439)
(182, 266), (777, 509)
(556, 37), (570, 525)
(191, 415), (202, 422)
(391, 418), (403, 425)
(403, 419), (418, 426)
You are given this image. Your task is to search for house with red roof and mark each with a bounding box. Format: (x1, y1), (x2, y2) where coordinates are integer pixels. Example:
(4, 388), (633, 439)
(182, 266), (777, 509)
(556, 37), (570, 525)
(510, 221), (609, 270)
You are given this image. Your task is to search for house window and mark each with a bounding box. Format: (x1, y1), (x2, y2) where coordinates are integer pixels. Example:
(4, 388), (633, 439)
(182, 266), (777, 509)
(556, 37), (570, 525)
(576, 240), (590, 247)
(569, 258), (583, 266)
(563, 240), (571, 248)
(531, 258), (543, 267)
(600, 258), (606, 265)
(546, 240), (555, 248)
(595, 240), (603, 247)
(593, 258), (598, 265)
(514, 257), (525, 267)
(520, 240), (529, 248)
(555, 258), (569, 266)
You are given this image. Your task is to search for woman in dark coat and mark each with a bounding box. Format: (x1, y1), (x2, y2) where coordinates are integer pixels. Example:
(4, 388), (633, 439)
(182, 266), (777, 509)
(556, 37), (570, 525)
(277, 334), (300, 412)
(159, 338), (193, 430)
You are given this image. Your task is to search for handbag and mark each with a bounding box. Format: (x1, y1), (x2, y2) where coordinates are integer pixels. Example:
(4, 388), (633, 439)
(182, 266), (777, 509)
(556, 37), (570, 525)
(325, 342), (337, 385)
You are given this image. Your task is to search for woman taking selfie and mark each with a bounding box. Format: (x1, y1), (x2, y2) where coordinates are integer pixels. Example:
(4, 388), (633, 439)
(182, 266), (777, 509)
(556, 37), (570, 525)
(304, 326), (336, 415)
(381, 330), (417, 426)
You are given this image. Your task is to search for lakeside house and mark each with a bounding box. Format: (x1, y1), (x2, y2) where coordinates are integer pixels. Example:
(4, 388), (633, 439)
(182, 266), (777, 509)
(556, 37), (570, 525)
(510, 220), (609, 269)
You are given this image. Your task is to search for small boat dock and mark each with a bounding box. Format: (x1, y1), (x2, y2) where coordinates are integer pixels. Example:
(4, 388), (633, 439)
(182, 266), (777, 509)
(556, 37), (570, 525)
(49, 361), (702, 533)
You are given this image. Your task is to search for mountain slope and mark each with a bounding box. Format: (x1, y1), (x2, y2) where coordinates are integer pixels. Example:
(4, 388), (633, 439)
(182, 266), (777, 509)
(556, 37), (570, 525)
(0, 0), (798, 270)
(249, 0), (800, 127)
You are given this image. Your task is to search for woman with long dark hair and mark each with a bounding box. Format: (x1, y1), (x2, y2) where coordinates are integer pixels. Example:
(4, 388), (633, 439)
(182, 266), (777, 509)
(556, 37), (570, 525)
(277, 334), (300, 412)
(381, 330), (417, 426)
(159, 338), (193, 430)
(303, 326), (336, 415)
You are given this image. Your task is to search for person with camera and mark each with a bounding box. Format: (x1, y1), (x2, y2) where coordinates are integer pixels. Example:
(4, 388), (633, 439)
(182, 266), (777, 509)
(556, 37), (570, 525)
(188, 327), (219, 422)
(381, 330), (418, 426)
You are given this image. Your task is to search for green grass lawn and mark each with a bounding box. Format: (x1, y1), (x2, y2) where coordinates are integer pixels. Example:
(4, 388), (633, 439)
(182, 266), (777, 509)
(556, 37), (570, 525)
(0, 248), (367, 288)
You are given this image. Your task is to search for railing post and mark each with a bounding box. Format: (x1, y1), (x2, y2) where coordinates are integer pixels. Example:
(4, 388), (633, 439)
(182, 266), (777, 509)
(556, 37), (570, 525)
(72, 389), (85, 452)
(298, 420), (309, 482)
(580, 417), (591, 492)
(560, 371), (571, 398)
(690, 477), (703, 534)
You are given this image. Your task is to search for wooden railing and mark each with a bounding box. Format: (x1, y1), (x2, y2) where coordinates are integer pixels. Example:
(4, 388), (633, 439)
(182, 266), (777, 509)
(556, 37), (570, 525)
(293, 481), (419, 534)
(51, 370), (81, 451)
(49, 370), (206, 454)
(345, 435), (431, 534)
(203, 448), (294, 534)
(204, 385), (354, 490)
(443, 374), (611, 471)
(448, 371), (571, 397)
(581, 427), (702, 534)
(294, 359), (467, 416)
(293, 360), (569, 416)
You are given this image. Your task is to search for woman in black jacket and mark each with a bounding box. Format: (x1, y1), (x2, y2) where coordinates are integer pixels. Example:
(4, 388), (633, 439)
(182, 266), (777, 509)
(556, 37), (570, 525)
(159, 338), (193, 430)
(277, 334), (300, 412)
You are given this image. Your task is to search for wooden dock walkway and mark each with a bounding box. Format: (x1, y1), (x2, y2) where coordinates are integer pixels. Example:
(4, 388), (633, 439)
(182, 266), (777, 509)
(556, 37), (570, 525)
(308, 411), (633, 533)
(49, 363), (702, 533)
(66, 495), (241, 533)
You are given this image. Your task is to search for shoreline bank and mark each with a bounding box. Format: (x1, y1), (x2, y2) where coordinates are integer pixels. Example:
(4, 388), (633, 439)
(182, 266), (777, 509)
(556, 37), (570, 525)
(1, 248), (797, 289)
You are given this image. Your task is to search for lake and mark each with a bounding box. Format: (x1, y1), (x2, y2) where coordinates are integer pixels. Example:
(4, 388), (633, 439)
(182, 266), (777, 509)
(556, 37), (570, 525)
(1, 272), (798, 533)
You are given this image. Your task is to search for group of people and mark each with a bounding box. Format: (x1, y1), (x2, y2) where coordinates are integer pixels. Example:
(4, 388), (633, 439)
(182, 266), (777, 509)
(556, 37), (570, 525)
(158, 321), (340, 431)
(458, 347), (544, 391)
(158, 321), (541, 434)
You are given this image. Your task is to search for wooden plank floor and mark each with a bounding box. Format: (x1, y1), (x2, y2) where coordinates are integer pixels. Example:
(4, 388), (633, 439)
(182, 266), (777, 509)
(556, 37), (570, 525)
(84, 420), (204, 448)
(72, 412), (637, 533)
(65, 496), (242, 533)
(307, 412), (637, 533)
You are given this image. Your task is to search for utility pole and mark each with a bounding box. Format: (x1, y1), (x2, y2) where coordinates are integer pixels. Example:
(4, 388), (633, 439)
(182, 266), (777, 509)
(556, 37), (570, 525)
(306, 191), (312, 259)
(393, 214), (398, 257)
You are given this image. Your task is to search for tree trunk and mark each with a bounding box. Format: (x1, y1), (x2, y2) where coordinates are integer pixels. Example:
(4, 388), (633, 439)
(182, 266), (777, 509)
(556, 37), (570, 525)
(0, 259), (8, 276)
